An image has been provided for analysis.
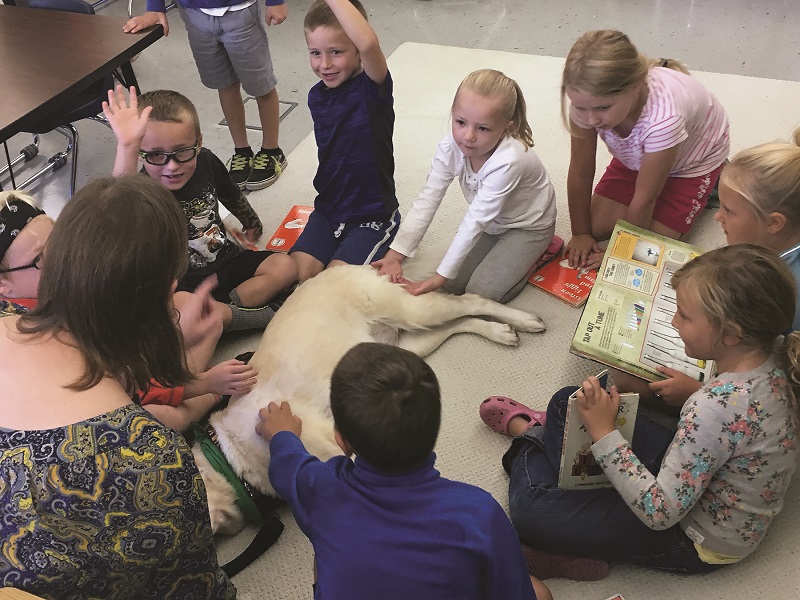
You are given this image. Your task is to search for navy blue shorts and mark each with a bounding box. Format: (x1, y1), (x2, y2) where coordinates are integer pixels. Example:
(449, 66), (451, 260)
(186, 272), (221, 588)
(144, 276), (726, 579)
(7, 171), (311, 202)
(289, 209), (400, 266)
(180, 249), (276, 302)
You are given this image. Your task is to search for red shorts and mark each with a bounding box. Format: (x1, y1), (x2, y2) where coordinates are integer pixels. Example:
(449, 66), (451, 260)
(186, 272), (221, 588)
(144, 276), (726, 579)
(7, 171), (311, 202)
(594, 158), (724, 234)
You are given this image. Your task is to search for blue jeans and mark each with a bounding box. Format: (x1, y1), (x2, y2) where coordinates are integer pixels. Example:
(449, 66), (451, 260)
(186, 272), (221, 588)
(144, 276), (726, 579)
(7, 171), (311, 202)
(503, 386), (718, 574)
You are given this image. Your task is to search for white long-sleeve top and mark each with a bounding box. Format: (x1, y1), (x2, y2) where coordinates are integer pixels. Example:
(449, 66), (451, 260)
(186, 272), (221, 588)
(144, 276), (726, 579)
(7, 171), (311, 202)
(390, 134), (557, 279)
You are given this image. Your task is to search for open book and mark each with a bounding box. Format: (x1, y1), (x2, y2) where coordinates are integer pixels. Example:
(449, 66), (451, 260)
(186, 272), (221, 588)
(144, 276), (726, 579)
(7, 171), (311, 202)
(570, 221), (714, 383)
(558, 371), (639, 489)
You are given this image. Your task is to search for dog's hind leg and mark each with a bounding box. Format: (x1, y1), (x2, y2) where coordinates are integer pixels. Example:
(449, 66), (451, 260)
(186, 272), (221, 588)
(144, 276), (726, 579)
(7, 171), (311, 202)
(399, 317), (519, 357)
(377, 289), (546, 333)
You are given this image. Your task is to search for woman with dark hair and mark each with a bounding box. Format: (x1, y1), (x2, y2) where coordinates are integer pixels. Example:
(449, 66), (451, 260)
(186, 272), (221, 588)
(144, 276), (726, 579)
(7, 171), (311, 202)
(0, 176), (235, 599)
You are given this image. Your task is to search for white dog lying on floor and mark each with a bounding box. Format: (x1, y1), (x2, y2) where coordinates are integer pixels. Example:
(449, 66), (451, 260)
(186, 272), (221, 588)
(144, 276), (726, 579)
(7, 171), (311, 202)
(194, 264), (545, 534)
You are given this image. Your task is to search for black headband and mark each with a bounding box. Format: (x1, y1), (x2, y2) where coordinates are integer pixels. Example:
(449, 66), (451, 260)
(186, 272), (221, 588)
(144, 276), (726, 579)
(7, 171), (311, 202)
(0, 197), (45, 262)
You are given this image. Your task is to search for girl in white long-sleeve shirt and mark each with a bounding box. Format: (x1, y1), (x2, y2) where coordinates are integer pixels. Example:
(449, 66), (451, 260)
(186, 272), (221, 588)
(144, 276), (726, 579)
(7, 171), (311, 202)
(373, 69), (557, 303)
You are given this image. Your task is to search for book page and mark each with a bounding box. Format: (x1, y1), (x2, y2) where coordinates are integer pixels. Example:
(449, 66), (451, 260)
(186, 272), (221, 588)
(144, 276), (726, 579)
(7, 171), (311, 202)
(558, 389), (639, 490)
(570, 221), (715, 382)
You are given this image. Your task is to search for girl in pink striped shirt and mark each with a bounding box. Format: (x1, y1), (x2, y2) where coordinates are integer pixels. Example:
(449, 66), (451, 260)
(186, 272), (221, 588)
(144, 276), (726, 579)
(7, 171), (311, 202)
(562, 30), (729, 269)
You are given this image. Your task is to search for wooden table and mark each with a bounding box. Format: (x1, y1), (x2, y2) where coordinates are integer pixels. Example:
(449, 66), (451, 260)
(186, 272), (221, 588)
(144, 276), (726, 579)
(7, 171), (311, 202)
(0, 5), (163, 141)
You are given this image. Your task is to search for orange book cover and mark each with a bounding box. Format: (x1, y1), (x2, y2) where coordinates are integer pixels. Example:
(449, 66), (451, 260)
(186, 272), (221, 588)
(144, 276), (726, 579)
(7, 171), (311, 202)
(528, 258), (597, 307)
(265, 205), (314, 252)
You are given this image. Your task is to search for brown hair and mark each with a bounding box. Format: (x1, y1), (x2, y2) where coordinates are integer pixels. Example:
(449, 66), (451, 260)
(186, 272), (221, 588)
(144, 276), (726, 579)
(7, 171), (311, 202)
(454, 69), (534, 149)
(720, 128), (800, 228)
(17, 175), (191, 393)
(304, 0), (367, 31)
(560, 30), (689, 129)
(330, 342), (441, 472)
(138, 89), (201, 138)
(671, 245), (800, 412)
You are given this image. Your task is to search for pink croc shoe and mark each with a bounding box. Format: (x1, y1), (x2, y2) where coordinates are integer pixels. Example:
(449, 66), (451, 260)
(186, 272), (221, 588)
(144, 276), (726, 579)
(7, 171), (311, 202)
(531, 235), (565, 272)
(480, 396), (546, 436)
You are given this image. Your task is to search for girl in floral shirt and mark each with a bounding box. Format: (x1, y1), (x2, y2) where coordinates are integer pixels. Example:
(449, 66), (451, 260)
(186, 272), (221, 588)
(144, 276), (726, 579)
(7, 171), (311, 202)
(483, 245), (799, 580)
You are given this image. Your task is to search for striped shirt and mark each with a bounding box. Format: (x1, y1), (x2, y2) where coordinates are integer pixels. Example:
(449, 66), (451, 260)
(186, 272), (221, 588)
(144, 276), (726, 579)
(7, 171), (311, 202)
(574, 67), (729, 177)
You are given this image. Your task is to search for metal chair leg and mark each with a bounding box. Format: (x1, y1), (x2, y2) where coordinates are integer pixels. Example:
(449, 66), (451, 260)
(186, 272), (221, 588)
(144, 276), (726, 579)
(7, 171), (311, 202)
(65, 124), (79, 198)
(0, 135), (39, 179)
(15, 126), (77, 197)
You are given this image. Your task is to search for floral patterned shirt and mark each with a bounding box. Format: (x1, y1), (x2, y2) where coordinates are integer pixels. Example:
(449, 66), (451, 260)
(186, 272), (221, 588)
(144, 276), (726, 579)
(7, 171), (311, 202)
(592, 356), (797, 558)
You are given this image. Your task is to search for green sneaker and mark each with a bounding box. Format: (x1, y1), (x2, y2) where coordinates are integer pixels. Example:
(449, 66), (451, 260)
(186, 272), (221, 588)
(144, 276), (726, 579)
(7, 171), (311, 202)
(227, 151), (253, 189)
(246, 150), (287, 191)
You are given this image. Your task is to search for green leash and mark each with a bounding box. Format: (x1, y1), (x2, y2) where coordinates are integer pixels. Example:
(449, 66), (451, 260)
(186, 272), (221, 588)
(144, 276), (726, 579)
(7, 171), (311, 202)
(191, 422), (264, 526)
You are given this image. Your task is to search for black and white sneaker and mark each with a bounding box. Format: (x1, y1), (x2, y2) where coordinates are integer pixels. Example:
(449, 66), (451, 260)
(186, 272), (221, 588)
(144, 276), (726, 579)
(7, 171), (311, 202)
(227, 151), (253, 189)
(245, 150), (287, 191)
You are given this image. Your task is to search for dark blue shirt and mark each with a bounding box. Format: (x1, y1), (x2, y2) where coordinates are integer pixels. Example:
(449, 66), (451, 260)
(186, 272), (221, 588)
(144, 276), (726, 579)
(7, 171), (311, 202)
(269, 431), (537, 600)
(308, 70), (398, 223)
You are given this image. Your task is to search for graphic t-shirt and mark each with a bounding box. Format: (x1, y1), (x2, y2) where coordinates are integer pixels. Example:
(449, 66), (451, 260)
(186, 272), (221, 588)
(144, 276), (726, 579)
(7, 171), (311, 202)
(163, 148), (263, 279)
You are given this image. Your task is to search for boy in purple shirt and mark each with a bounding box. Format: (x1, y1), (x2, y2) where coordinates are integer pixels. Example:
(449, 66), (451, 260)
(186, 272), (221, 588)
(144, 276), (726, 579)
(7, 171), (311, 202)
(291, 0), (400, 281)
(256, 343), (552, 600)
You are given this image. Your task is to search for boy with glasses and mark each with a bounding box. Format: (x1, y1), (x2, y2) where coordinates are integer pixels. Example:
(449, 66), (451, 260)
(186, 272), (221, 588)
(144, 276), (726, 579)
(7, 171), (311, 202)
(124, 0), (288, 190)
(104, 86), (297, 319)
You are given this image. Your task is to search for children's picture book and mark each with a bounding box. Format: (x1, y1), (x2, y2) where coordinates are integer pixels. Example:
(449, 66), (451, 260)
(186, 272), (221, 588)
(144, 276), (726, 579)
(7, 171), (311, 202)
(529, 258), (597, 307)
(558, 370), (639, 490)
(570, 221), (715, 383)
(266, 205), (314, 252)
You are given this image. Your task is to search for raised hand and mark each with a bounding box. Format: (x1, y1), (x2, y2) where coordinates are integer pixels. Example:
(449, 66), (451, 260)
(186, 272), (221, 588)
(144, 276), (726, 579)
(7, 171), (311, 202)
(103, 85), (151, 148)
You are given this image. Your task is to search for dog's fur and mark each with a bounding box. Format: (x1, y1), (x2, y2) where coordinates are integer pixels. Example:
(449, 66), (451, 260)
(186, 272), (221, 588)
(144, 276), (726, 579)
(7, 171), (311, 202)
(194, 265), (545, 534)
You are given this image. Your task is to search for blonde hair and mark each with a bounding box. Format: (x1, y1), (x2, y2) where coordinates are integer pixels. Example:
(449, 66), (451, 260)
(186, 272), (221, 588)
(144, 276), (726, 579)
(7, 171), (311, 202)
(720, 128), (800, 228)
(671, 245), (800, 414)
(560, 30), (689, 129)
(453, 69), (533, 148)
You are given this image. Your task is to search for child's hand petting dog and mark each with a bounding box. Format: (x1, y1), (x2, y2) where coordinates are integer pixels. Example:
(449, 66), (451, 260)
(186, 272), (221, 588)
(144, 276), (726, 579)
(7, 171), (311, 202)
(256, 401), (302, 441)
(202, 359), (258, 396)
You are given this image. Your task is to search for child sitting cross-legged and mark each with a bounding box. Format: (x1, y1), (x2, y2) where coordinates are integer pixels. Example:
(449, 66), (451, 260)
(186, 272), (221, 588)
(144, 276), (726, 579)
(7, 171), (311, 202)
(104, 85), (297, 324)
(483, 245), (799, 579)
(256, 342), (552, 600)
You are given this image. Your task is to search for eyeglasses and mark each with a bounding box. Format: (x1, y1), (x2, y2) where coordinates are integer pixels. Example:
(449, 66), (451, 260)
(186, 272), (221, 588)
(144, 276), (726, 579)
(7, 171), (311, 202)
(139, 139), (200, 166)
(0, 253), (43, 274)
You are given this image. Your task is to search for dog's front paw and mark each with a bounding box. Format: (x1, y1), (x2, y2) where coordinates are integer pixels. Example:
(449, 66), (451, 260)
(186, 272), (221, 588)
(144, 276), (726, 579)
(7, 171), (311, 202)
(485, 322), (520, 346)
(513, 312), (546, 333)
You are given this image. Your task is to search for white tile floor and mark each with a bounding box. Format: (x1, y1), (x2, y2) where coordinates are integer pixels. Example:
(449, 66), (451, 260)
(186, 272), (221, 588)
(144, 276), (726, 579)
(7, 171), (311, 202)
(4, 0), (800, 209)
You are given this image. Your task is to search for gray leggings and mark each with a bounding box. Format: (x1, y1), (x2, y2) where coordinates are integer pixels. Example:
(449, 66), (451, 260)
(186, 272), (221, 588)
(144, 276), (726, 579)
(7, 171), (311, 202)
(444, 223), (556, 304)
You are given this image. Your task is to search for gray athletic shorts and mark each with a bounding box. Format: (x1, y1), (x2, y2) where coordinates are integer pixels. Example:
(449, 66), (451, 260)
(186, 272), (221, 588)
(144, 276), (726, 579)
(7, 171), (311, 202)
(179, 3), (277, 97)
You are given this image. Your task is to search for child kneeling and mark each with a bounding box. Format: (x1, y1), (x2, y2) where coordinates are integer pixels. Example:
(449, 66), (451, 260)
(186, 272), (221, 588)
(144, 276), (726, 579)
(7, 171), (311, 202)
(256, 342), (551, 600)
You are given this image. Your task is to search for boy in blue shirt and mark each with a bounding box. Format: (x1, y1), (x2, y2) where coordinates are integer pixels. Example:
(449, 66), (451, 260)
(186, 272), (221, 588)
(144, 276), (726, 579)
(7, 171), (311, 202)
(125, 0), (288, 190)
(256, 342), (551, 600)
(291, 0), (400, 281)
